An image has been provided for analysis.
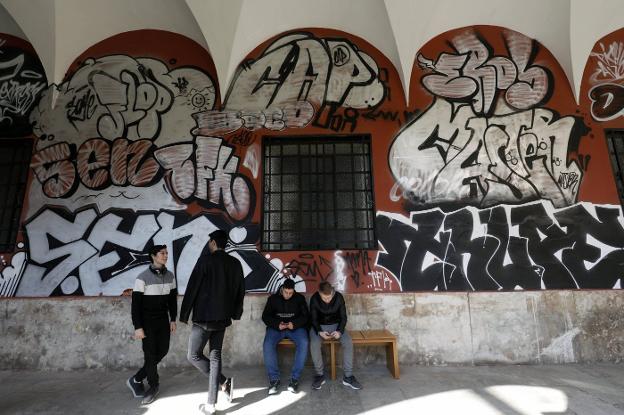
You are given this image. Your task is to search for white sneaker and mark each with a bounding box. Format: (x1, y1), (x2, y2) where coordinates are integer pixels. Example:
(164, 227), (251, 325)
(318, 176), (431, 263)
(200, 403), (216, 414)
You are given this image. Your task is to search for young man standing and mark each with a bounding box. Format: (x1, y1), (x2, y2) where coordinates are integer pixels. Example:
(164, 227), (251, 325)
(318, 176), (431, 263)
(127, 245), (178, 405)
(180, 229), (245, 414)
(309, 282), (362, 390)
(262, 278), (309, 395)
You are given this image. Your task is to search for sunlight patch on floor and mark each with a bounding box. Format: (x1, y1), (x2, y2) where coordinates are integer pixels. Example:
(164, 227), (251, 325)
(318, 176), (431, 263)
(363, 385), (567, 415)
(143, 387), (307, 415)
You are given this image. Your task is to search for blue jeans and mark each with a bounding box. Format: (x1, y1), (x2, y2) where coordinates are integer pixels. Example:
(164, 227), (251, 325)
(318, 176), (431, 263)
(263, 327), (309, 382)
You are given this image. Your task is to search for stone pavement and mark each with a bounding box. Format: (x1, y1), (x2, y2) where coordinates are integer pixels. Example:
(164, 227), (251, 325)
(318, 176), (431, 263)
(2, 363), (624, 414)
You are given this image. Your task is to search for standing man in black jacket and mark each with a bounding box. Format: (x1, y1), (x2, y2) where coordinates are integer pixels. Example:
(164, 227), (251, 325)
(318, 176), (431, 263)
(180, 229), (245, 414)
(262, 278), (309, 395)
(309, 282), (362, 390)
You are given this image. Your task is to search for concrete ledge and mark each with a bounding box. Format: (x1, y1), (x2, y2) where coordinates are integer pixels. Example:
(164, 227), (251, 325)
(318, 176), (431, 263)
(1, 291), (623, 370)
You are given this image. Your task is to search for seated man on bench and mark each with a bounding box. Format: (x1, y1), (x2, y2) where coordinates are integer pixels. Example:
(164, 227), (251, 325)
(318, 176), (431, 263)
(309, 282), (362, 390)
(262, 278), (309, 395)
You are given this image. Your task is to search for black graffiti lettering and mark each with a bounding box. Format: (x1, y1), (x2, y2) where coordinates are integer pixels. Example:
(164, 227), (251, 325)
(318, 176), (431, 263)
(228, 129), (254, 146)
(343, 250), (372, 288)
(479, 206), (542, 289)
(377, 210), (447, 290)
(376, 201), (624, 291)
(362, 108), (400, 125)
(285, 253), (334, 281)
(553, 205), (624, 288)
(66, 87), (97, 122)
(312, 102), (360, 132)
(510, 203), (574, 288)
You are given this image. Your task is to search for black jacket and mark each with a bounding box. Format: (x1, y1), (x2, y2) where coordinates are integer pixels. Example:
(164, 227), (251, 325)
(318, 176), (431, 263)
(262, 290), (309, 330)
(309, 291), (347, 333)
(179, 250), (245, 326)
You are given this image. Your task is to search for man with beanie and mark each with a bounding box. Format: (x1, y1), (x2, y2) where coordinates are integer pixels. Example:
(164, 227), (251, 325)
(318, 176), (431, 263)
(262, 278), (309, 395)
(180, 229), (245, 414)
(309, 282), (362, 390)
(127, 245), (177, 405)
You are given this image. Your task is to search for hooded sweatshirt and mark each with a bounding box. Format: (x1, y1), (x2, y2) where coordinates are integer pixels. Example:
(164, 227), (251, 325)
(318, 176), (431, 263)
(261, 289), (309, 330)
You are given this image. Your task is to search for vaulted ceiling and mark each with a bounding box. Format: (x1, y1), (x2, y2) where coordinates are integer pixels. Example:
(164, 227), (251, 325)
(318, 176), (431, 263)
(0, 0), (621, 103)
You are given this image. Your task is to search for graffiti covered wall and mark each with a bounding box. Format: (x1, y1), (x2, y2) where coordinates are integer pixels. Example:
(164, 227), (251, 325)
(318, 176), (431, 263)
(1, 26), (623, 297)
(383, 26), (624, 291)
(2, 28), (408, 296)
(0, 34), (47, 297)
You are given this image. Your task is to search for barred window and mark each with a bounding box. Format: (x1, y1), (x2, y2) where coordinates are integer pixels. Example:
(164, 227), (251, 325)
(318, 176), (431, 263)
(606, 130), (624, 208)
(0, 139), (32, 251)
(262, 135), (376, 251)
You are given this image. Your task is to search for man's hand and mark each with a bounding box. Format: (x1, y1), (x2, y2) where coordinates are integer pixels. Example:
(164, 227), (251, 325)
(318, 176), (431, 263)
(134, 328), (146, 340)
(331, 331), (341, 339)
(319, 331), (332, 340)
(170, 322), (177, 333)
(279, 322), (288, 330)
(287, 322), (294, 330)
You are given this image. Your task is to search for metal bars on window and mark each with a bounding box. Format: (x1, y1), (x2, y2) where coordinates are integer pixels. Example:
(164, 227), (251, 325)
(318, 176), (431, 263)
(262, 136), (376, 251)
(0, 139), (32, 251)
(606, 130), (624, 208)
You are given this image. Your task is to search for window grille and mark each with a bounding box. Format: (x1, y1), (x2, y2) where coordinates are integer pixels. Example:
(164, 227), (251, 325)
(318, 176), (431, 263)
(262, 135), (376, 251)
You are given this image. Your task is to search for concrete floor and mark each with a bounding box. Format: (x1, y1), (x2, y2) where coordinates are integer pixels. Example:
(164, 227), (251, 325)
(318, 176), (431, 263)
(1, 364), (624, 415)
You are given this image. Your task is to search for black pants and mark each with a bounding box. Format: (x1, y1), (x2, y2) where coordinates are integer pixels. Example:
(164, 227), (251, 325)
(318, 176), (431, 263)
(135, 319), (170, 387)
(187, 324), (227, 405)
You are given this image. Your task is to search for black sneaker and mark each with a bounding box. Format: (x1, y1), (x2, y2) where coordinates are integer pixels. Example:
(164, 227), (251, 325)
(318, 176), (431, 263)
(126, 375), (145, 398)
(222, 377), (234, 402)
(312, 374), (326, 390)
(342, 375), (362, 390)
(287, 378), (300, 394)
(141, 385), (159, 404)
(268, 379), (280, 395)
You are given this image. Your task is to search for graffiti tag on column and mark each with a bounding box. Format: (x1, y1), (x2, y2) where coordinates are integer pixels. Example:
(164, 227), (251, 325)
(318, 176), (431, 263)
(588, 41), (624, 121)
(193, 32), (387, 135)
(0, 42), (47, 137)
(376, 201), (624, 291)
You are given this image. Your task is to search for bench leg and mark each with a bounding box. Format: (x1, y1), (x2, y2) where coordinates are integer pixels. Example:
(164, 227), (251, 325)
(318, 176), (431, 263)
(330, 342), (337, 380)
(386, 341), (400, 379)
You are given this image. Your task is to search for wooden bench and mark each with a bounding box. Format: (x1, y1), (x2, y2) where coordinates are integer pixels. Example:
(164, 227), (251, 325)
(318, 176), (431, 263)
(278, 329), (399, 380)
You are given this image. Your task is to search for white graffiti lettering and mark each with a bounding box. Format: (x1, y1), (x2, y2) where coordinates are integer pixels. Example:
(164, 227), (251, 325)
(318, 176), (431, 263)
(389, 99), (584, 208)
(417, 31), (549, 115)
(195, 32), (386, 134)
